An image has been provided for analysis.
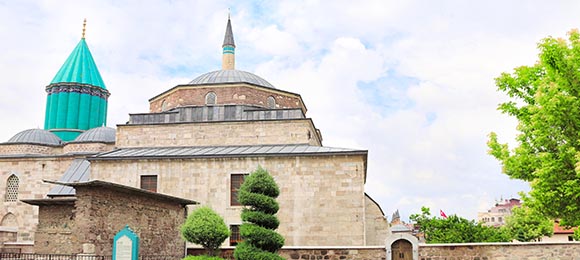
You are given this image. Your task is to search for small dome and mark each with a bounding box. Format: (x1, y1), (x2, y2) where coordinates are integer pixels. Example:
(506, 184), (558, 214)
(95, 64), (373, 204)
(73, 127), (116, 143)
(189, 70), (275, 89)
(6, 129), (62, 146)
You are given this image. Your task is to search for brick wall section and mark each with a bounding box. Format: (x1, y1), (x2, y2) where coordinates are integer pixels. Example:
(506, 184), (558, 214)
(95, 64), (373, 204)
(418, 242), (580, 259)
(73, 186), (186, 256)
(115, 119), (322, 148)
(34, 203), (77, 254)
(63, 143), (115, 154)
(149, 84), (305, 114)
(0, 144), (61, 155)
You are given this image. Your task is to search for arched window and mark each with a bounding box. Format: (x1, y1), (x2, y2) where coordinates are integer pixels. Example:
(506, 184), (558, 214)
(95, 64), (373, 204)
(0, 213), (17, 227)
(205, 92), (217, 105)
(5, 175), (19, 202)
(161, 99), (168, 111)
(267, 96), (276, 109)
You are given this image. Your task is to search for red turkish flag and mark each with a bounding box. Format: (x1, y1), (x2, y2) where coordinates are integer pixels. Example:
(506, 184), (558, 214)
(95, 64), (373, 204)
(440, 209), (448, 219)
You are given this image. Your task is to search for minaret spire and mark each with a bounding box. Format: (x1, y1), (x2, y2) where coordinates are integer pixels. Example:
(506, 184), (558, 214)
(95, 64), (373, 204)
(82, 18), (87, 39)
(222, 14), (235, 70)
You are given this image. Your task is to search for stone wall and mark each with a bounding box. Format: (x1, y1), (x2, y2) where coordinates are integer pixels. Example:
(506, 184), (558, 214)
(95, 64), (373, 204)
(115, 119), (322, 148)
(419, 242), (580, 259)
(34, 203), (77, 254)
(149, 84), (305, 113)
(0, 230), (17, 246)
(90, 154), (381, 247)
(73, 185), (187, 256)
(191, 243), (580, 259)
(0, 156), (75, 242)
(364, 195), (390, 246)
(189, 247), (386, 260)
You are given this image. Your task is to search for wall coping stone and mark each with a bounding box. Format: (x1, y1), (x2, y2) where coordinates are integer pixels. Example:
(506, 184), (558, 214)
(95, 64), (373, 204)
(420, 241), (580, 247)
(4, 241), (34, 246)
(0, 227), (18, 232)
(218, 246), (386, 250)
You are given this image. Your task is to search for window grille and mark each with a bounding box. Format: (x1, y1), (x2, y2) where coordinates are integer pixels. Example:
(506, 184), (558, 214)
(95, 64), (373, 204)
(205, 92), (217, 105)
(140, 175), (157, 192)
(230, 174), (248, 206)
(5, 175), (19, 202)
(161, 100), (168, 111)
(230, 225), (241, 246)
(267, 96), (276, 109)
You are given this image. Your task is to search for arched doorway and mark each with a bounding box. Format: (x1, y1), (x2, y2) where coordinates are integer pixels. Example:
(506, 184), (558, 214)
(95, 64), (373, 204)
(386, 232), (418, 260)
(391, 239), (413, 260)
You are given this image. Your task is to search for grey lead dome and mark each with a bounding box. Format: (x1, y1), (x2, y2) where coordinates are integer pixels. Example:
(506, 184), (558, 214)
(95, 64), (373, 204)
(189, 69), (275, 89)
(73, 127), (116, 143)
(6, 129), (62, 146)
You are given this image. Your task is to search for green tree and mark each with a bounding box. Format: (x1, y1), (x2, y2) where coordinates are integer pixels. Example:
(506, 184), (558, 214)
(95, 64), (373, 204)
(234, 167), (284, 260)
(504, 205), (553, 242)
(410, 207), (511, 243)
(488, 29), (580, 227)
(181, 206), (229, 257)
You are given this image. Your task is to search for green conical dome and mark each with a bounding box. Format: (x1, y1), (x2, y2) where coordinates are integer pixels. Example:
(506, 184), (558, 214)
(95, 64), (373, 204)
(51, 38), (106, 89)
(44, 36), (110, 141)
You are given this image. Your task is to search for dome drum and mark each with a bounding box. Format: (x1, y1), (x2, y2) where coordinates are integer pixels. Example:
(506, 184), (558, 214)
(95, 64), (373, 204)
(148, 84), (306, 114)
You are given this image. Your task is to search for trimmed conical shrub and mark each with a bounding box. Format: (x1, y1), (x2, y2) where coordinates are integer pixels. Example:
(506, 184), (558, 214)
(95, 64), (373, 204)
(234, 167), (284, 260)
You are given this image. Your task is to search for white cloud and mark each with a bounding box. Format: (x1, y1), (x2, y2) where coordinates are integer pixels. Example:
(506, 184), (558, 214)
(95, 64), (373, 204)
(0, 0), (575, 222)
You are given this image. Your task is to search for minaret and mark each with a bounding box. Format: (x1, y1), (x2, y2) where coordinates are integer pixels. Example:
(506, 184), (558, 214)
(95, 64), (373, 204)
(43, 19), (110, 141)
(222, 14), (235, 70)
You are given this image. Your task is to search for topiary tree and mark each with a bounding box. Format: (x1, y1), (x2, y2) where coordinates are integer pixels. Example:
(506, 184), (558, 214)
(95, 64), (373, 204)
(234, 166), (284, 260)
(181, 206), (229, 257)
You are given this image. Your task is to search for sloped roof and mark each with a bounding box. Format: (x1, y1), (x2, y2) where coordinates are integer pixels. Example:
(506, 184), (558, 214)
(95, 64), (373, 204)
(90, 144), (367, 160)
(47, 159), (90, 197)
(51, 38), (106, 89)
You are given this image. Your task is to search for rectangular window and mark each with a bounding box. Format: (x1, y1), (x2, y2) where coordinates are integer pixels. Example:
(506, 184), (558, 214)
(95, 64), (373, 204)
(230, 174), (248, 206)
(230, 225), (241, 246)
(140, 175), (157, 192)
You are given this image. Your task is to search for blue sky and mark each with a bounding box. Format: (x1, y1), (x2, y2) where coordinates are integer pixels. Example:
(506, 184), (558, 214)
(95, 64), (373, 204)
(1, 0), (580, 221)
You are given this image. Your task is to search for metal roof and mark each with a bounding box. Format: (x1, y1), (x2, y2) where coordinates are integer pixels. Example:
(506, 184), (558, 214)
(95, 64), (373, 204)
(73, 126), (116, 143)
(50, 38), (106, 89)
(6, 129), (62, 146)
(47, 159), (90, 196)
(391, 224), (411, 233)
(223, 16), (235, 47)
(189, 70), (276, 89)
(91, 144), (366, 160)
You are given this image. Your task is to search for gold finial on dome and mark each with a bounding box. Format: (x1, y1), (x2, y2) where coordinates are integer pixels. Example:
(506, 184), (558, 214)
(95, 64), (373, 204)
(82, 18), (87, 39)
